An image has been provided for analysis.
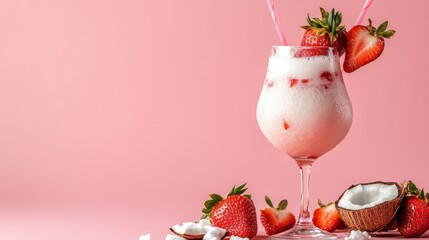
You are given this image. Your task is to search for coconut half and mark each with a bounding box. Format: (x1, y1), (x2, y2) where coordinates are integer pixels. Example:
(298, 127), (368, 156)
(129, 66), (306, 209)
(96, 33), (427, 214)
(335, 181), (404, 232)
(170, 219), (227, 240)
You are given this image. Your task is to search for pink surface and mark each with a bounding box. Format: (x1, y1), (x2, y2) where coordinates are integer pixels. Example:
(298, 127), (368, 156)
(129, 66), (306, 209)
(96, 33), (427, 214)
(0, 0), (429, 239)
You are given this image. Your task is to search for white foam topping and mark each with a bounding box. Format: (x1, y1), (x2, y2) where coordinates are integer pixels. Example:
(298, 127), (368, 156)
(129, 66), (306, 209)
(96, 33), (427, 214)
(345, 230), (371, 240)
(338, 183), (398, 210)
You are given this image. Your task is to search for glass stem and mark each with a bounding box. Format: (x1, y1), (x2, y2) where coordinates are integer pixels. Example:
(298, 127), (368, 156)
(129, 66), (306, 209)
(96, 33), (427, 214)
(298, 161), (313, 225)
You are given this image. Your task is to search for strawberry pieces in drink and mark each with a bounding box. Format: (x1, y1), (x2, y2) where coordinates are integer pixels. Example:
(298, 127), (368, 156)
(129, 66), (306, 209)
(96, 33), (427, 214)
(283, 121), (289, 130)
(343, 19), (395, 73)
(320, 72), (333, 81)
(260, 196), (296, 235)
(290, 79), (299, 88)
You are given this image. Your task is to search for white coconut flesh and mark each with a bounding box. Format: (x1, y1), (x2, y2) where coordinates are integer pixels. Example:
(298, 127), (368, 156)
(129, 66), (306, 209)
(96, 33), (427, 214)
(165, 234), (186, 240)
(139, 233), (151, 240)
(337, 183), (399, 210)
(230, 236), (250, 240)
(171, 219), (226, 239)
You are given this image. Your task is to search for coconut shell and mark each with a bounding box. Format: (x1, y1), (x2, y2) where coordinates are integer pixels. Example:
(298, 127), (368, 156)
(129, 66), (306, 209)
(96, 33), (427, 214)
(335, 181), (404, 232)
(169, 228), (228, 240)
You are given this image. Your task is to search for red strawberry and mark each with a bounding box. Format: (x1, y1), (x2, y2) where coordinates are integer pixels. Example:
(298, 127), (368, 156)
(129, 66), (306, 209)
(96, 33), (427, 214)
(202, 183), (257, 238)
(312, 199), (343, 232)
(343, 19), (395, 73)
(397, 181), (429, 237)
(260, 196), (296, 235)
(299, 8), (347, 57)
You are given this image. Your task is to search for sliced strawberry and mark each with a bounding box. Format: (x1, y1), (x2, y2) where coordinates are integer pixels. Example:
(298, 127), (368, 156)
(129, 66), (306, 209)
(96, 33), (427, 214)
(397, 181), (429, 237)
(343, 19), (395, 73)
(312, 199), (342, 232)
(336, 220), (347, 230)
(260, 196), (296, 235)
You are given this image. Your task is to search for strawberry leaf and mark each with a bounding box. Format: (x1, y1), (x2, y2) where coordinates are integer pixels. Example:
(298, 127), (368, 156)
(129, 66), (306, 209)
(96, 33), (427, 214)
(204, 200), (215, 209)
(320, 7), (327, 18)
(407, 181), (419, 193)
(317, 198), (326, 208)
(278, 199), (288, 210)
(381, 30), (395, 39)
(376, 21), (388, 34)
(328, 9), (334, 32)
(265, 195), (274, 208)
(420, 188), (425, 199)
(210, 194), (223, 202)
(202, 208), (211, 214)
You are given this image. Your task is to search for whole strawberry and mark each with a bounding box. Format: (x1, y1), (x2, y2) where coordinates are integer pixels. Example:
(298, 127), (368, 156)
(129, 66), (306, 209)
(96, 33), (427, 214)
(260, 196), (296, 235)
(202, 183), (257, 239)
(397, 181), (429, 237)
(343, 19), (395, 73)
(300, 8), (347, 56)
(312, 199), (344, 232)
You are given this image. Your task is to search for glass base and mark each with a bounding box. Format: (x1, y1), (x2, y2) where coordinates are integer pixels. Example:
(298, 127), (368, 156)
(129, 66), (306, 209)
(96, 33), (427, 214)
(269, 223), (339, 239)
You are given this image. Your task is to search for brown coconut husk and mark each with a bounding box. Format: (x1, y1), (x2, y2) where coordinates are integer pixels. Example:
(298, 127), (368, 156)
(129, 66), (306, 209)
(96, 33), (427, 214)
(169, 228), (228, 240)
(335, 181), (404, 232)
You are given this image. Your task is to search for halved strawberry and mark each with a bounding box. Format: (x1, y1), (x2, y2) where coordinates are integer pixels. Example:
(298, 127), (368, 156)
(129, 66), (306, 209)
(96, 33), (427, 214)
(397, 181), (429, 237)
(260, 196), (296, 235)
(298, 8), (347, 57)
(343, 19), (395, 73)
(312, 199), (343, 232)
(202, 183), (258, 239)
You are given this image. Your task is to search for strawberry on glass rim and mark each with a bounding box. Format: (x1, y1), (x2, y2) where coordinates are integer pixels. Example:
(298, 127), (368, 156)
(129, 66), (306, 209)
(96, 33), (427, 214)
(298, 8), (347, 57)
(343, 19), (395, 73)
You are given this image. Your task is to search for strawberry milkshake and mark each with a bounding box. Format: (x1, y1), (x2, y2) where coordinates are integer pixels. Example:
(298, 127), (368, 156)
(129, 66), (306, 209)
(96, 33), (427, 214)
(256, 46), (353, 161)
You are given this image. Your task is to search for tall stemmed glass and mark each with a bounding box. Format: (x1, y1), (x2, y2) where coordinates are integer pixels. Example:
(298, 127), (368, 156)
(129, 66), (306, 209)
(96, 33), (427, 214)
(256, 46), (353, 239)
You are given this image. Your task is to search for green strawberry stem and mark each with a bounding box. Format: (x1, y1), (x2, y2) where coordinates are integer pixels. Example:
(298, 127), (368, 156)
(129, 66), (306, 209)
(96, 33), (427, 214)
(265, 195), (288, 210)
(302, 7), (346, 43)
(367, 19), (395, 39)
(406, 180), (429, 203)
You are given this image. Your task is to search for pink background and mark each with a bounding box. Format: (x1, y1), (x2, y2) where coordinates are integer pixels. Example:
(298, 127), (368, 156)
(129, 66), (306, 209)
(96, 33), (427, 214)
(1, 0), (428, 239)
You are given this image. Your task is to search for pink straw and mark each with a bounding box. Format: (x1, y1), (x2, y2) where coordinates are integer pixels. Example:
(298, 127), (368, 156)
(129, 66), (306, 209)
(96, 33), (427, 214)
(355, 0), (374, 25)
(265, 0), (287, 45)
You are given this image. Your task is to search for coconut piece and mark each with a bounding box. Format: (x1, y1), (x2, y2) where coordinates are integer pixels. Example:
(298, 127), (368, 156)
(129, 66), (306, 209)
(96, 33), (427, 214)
(335, 181), (404, 232)
(165, 234), (186, 240)
(230, 236), (250, 240)
(139, 233), (151, 240)
(170, 219), (227, 240)
(344, 230), (371, 240)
